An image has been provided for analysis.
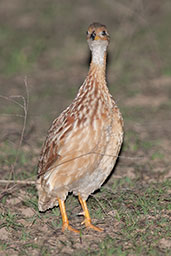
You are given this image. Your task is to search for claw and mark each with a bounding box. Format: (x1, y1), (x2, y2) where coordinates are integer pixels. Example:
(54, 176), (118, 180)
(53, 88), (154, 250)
(62, 222), (80, 233)
(83, 218), (103, 232)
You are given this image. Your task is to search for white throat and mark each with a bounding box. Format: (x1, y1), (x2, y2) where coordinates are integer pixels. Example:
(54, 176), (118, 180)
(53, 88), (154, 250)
(88, 40), (108, 66)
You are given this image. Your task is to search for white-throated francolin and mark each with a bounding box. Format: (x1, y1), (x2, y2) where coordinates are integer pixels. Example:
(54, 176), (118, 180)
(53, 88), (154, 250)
(37, 22), (124, 233)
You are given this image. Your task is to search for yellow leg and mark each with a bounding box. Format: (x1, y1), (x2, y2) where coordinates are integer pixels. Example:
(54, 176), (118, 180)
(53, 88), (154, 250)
(58, 198), (79, 233)
(78, 195), (103, 232)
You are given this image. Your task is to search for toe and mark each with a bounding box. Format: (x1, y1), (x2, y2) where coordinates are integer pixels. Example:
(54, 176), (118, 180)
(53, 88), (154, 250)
(62, 223), (80, 233)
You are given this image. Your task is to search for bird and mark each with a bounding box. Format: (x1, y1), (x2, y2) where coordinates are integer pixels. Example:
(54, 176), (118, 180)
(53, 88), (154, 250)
(37, 22), (124, 233)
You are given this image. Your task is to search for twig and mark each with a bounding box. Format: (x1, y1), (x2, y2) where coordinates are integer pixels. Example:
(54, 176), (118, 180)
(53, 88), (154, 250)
(0, 95), (25, 110)
(0, 180), (36, 185)
(43, 151), (143, 175)
(0, 77), (30, 193)
(91, 194), (108, 215)
(14, 77), (29, 165)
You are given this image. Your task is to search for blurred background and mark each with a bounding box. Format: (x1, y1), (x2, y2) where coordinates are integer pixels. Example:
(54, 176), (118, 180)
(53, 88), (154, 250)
(0, 0), (170, 186)
(0, 0), (170, 254)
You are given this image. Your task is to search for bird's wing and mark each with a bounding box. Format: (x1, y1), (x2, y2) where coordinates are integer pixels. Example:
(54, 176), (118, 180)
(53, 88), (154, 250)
(38, 138), (60, 177)
(37, 108), (75, 177)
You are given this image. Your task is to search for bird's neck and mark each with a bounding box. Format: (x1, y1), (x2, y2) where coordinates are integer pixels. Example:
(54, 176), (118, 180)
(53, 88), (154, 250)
(74, 47), (113, 117)
(91, 45), (107, 67)
(87, 49), (107, 87)
(76, 48), (110, 102)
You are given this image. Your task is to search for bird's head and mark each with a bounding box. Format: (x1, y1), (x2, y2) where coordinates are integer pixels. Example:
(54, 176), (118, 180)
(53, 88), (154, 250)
(87, 22), (110, 52)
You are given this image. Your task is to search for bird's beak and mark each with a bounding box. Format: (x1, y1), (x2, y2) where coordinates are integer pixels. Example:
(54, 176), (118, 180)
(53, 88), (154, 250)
(94, 35), (101, 40)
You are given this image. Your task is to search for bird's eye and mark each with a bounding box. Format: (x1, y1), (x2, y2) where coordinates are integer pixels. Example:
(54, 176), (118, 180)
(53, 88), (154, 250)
(101, 31), (106, 36)
(86, 31), (89, 35)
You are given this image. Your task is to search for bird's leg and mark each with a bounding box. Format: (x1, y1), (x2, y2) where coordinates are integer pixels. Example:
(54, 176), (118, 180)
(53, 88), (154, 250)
(58, 198), (80, 233)
(78, 195), (103, 232)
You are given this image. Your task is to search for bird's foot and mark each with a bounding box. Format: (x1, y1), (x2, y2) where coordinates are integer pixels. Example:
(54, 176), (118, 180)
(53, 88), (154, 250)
(82, 218), (103, 232)
(62, 222), (80, 233)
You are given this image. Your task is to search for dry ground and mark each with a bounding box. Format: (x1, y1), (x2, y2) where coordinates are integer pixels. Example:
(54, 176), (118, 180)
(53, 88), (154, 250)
(0, 0), (170, 255)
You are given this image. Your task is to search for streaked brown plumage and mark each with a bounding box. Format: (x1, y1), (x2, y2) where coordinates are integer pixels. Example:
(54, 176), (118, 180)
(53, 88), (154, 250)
(37, 22), (124, 233)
